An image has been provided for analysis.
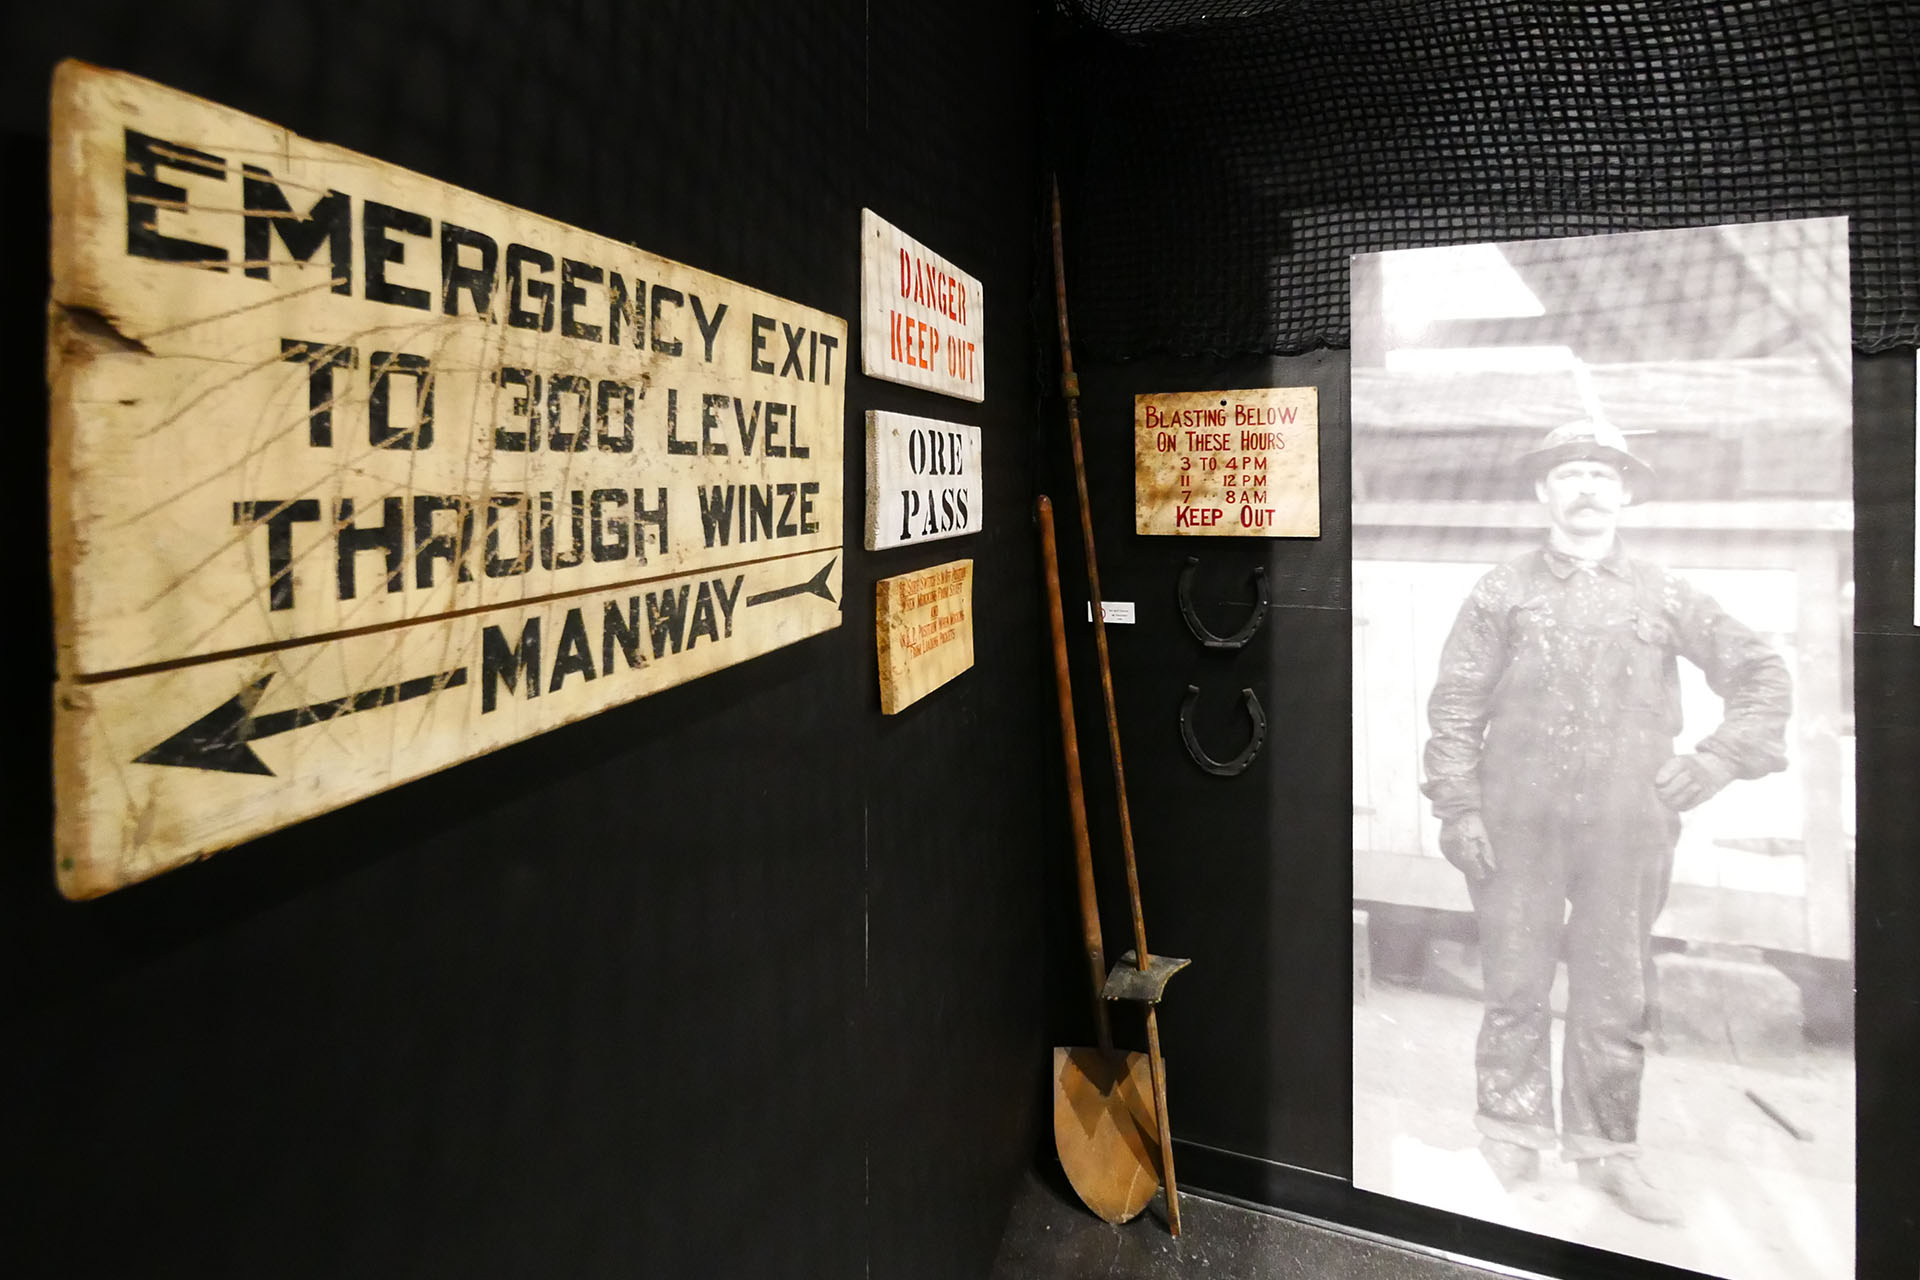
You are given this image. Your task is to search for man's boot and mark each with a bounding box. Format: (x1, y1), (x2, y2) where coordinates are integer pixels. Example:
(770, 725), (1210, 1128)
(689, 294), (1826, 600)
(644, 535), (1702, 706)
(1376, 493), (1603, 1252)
(1577, 1155), (1685, 1225)
(1478, 1138), (1540, 1190)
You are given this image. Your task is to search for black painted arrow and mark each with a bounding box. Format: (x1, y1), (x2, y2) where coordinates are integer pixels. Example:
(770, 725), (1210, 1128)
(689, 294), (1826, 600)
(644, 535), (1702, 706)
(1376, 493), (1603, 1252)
(745, 556), (837, 607)
(135, 666), (469, 776)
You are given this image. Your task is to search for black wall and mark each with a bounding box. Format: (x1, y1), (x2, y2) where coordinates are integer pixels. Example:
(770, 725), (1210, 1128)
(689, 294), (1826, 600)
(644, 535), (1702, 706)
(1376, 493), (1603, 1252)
(1037, 350), (1354, 1169)
(2, 5), (1049, 1278)
(1046, 348), (1920, 1278)
(1044, 7), (1920, 1276)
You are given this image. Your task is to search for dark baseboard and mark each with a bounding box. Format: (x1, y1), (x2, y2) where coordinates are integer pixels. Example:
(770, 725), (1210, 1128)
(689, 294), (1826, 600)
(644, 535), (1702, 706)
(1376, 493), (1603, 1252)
(1174, 1140), (1703, 1280)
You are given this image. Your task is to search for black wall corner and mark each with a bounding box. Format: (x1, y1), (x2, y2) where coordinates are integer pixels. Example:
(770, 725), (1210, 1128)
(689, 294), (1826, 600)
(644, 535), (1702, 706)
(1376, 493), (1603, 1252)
(3, 5), (1049, 1278)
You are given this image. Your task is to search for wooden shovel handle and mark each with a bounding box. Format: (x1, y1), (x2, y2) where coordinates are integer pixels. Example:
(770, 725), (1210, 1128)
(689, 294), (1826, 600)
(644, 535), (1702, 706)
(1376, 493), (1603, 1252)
(1050, 175), (1182, 1239)
(1038, 496), (1113, 1055)
(1050, 177), (1151, 972)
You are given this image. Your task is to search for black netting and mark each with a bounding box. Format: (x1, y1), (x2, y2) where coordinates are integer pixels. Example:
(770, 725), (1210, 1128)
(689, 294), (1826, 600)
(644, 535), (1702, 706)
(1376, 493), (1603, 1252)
(1049, 0), (1920, 359)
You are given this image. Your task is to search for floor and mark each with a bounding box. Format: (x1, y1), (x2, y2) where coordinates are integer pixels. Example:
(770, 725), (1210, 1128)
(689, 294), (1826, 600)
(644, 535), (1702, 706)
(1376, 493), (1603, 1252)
(993, 972), (1853, 1280)
(1353, 980), (1854, 1280)
(990, 1165), (1519, 1280)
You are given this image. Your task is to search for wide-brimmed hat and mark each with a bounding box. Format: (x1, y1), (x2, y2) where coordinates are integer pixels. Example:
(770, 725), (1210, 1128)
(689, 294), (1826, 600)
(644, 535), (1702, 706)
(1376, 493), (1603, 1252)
(1520, 418), (1655, 502)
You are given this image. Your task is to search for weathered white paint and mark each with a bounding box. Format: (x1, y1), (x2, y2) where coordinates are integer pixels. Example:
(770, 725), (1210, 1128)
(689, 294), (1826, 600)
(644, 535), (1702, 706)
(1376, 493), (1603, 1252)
(49, 61), (846, 896)
(864, 410), (983, 551)
(1134, 387), (1320, 538)
(859, 209), (983, 402)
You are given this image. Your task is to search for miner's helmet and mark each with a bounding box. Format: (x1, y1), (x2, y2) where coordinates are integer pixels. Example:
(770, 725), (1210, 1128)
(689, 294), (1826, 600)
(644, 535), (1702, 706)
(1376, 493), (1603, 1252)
(1520, 417), (1656, 504)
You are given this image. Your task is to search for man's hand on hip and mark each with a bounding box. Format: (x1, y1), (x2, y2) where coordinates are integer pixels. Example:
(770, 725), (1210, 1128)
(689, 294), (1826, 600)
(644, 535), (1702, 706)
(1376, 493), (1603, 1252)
(1438, 813), (1496, 881)
(1654, 753), (1738, 811)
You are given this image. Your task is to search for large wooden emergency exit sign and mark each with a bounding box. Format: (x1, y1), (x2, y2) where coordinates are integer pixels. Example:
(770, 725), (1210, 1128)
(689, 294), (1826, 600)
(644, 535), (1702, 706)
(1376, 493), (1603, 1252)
(48, 61), (846, 897)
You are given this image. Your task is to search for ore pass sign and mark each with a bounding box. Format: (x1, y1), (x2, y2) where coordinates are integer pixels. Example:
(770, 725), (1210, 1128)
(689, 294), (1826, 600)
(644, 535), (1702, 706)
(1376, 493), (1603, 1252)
(48, 62), (846, 897)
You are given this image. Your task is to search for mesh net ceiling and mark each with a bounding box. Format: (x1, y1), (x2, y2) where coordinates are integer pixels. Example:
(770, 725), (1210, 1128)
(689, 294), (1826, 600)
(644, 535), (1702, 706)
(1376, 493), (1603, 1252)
(1048, 0), (1920, 359)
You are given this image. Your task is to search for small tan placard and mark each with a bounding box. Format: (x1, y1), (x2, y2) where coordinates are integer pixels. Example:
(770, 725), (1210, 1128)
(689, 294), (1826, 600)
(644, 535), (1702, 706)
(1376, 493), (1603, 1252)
(1135, 387), (1319, 536)
(875, 560), (974, 714)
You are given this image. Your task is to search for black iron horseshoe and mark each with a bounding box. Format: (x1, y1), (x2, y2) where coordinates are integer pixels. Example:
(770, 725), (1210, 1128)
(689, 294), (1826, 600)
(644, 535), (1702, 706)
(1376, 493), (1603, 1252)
(1179, 684), (1267, 777)
(1177, 557), (1268, 650)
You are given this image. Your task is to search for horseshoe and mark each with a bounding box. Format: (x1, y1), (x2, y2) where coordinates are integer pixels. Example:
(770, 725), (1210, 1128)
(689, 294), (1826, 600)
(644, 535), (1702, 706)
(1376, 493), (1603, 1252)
(1179, 684), (1267, 777)
(1177, 557), (1268, 650)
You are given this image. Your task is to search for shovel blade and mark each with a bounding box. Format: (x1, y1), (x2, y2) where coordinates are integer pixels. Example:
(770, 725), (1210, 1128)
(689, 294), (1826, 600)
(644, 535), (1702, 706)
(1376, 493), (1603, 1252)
(1052, 1046), (1161, 1224)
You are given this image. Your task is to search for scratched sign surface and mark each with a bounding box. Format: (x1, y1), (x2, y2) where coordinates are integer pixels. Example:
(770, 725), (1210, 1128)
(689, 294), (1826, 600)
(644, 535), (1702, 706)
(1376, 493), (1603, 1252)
(1134, 387), (1320, 537)
(48, 62), (846, 897)
(859, 210), (983, 402)
(874, 559), (973, 714)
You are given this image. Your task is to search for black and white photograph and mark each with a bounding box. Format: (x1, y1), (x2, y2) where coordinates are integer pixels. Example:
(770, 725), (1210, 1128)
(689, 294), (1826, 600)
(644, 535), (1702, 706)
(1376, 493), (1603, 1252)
(1350, 218), (1855, 1280)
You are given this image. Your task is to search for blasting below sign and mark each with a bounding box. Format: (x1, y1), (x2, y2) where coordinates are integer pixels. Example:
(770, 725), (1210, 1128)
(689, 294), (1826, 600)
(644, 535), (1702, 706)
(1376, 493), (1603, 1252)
(865, 411), (983, 551)
(49, 61), (846, 897)
(860, 210), (984, 402)
(1134, 387), (1320, 537)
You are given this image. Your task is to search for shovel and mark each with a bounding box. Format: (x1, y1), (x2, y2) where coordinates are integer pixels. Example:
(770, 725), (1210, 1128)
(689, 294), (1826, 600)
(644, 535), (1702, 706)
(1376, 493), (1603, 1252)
(1038, 494), (1162, 1225)
(1047, 176), (1188, 1235)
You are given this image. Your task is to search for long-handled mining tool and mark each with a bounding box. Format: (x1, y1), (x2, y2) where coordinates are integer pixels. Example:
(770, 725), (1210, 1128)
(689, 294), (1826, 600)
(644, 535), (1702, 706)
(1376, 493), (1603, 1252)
(1049, 176), (1190, 1236)
(1039, 495), (1162, 1226)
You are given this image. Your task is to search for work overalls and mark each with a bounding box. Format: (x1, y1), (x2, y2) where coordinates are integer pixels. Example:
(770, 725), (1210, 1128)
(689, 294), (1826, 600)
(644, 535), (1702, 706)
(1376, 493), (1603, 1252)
(1422, 544), (1790, 1157)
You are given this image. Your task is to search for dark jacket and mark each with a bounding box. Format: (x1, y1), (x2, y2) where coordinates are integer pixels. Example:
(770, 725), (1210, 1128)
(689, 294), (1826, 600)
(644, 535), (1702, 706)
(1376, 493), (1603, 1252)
(1422, 542), (1791, 827)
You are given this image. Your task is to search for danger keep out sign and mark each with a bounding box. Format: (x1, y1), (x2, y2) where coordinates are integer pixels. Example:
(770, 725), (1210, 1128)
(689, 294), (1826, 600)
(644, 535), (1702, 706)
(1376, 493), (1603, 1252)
(859, 209), (983, 402)
(48, 62), (846, 897)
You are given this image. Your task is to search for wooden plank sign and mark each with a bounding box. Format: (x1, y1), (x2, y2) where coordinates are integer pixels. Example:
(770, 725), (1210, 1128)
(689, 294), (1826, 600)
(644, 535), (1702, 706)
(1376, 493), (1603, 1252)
(48, 61), (847, 897)
(1135, 387), (1320, 537)
(875, 560), (974, 714)
(864, 411), (983, 551)
(859, 210), (983, 402)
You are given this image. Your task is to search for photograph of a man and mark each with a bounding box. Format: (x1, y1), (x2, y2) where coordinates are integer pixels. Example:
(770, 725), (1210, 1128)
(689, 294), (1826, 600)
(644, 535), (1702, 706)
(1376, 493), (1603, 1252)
(1422, 418), (1791, 1224)
(1349, 218), (1855, 1280)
